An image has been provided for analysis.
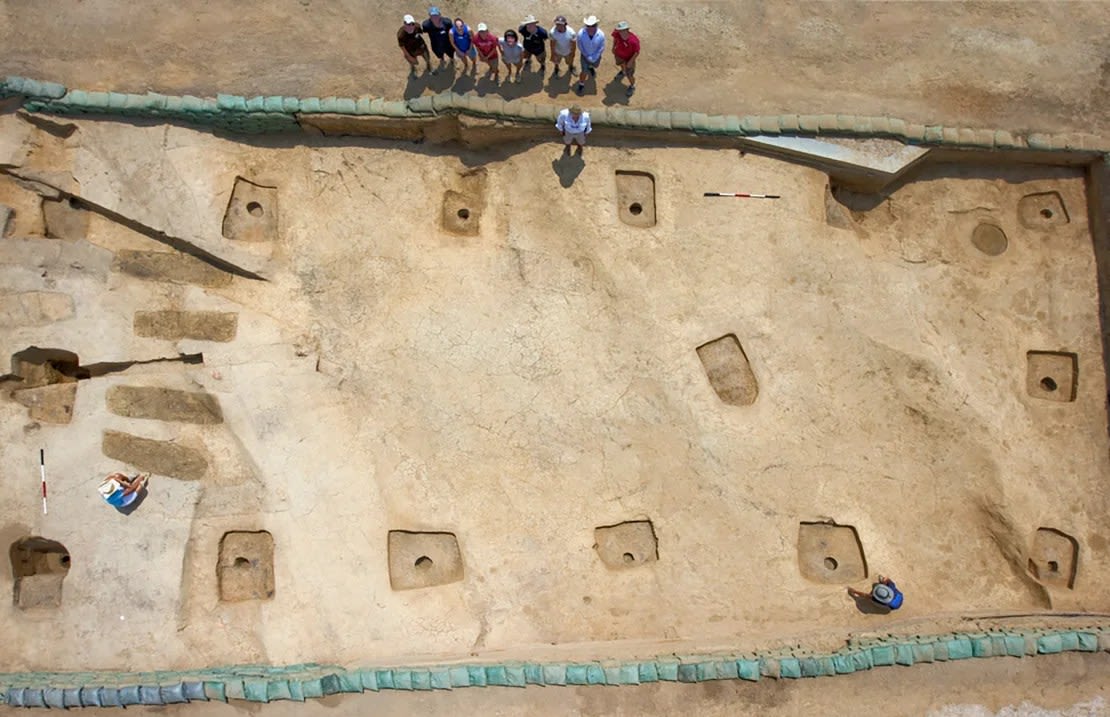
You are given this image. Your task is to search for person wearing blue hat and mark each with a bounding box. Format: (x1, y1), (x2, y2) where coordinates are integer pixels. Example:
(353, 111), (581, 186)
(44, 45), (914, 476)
(848, 575), (904, 610)
(422, 7), (454, 74)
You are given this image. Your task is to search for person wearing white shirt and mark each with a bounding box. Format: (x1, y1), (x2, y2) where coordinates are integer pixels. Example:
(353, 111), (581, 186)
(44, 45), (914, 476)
(548, 15), (577, 78)
(556, 105), (592, 156)
(575, 15), (605, 95)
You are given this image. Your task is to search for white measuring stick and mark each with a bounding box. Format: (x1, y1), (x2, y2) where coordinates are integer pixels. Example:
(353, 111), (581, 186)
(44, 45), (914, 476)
(703, 192), (781, 199)
(39, 448), (47, 515)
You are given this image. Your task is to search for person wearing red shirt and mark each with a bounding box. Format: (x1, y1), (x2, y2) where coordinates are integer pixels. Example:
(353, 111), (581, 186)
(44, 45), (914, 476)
(473, 22), (501, 83)
(611, 21), (640, 97)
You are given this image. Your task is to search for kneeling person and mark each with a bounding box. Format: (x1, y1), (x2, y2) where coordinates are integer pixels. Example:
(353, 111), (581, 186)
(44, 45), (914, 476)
(556, 104), (592, 156)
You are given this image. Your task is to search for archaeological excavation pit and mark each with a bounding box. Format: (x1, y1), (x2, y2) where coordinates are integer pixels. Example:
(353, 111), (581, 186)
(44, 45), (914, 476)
(594, 520), (659, 569)
(1027, 527), (1078, 589)
(387, 531), (463, 590)
(218, 531), (275, 601)
(696, 334), (759, 406)
(1026, 351), (1078, 402)
(221, 177), (278, 242)
(10, 537), (71, 609)
(797, 522), (867, 584)
(106, 385), (224, 424)
(615, 170), (657, 227)
(1018, 191), (1070, 228)
(440, 169), (486, 236)
(133, 310), (239, 342)
(101, 430), (209, 480)
(6, 346), (80, 424)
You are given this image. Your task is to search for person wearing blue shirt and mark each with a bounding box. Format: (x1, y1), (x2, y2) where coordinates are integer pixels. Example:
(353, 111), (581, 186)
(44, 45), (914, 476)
(450, 18), (476, 75)
(849, 575), (904, 610)
(575, 15), (606, 96)
(98, 472), (148, 512)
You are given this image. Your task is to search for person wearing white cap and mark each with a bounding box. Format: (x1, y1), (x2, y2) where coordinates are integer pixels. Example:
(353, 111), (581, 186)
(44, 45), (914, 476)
(472, 22), (501, 83)
(848, 575), (904, 610)
(422, 7), (455, 74)
(518, 15), (549, 73)
(98, 472), (148, 511)
(575, 15), (605, 96)
(610, 21), (640, 96)
(397, 14), (432, 77)
(555, 104), (591, 156)
(548, 15), (577, 78)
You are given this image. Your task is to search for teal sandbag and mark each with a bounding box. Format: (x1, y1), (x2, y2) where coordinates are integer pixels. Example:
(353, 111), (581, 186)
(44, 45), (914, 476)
(1004, 635), (1026, 657)
(465, 666), (486, 687)
(300, 679), (324, 699)
(833, 655), (855, 674)
(6, 687), (25, 707)
(523, 664), (544, 685)
(912, 643), (936, 663)
(737, 660), (761, 681)
(971, 636), (993, 657)
(504, 666), (526, 688)
(895, 645), (915, 666)
(430, 669), (453, 690)
(1059, 632), (1081, 651)
(245, 96), (265, 111)
(799, 658), (820, 678)
(23, 689), (46, 708)
(871, 645), (895, 666)
(714, 660), (738, 680)
(1038, 634), (1064, 654)
(4, 76), (26, 93)
(160, 684), (187, 704)
(850, 651), (873, 671)
(217, 94), (248, 111)
(263, 96), (284, 112)
(266, 680), (292, 702)
(947, 638), (974, 660)
(637, 662), (659, 683)
(411, 671), (432, 691)
(118, 686), (141, 705)
(542, 664), (567, 686)
(282, 97), (300, 112)
(336, 672), (361, 693)
(203, 682), (226, 702)
(287, 682), (305, 702)
(484, 666), (509, 686)
(299, 97), (321, 113)
(1078, 632), (1099, 652)
(677, 664), (697, 683)
(335, 98), (357, 113)
(358, 670), (379, 691)
(618, 664), (641, 684)
(36, 80), (67, 98)
(242, 679), (269, 702)
(990, 636), (1008, 657)
(695, 662), (718, 681)
(392, 670), (414, 691)
(779, 658), (802, 679)
(656, 662), (679, 681)
(565, 665), (588, 685)
(63, 687), (83, 707)
(446, 667), (469, 688)
(86, 91), (110, 108)
(585, 665), (606, 685)
(320, 674), (342, 695)
(79, 686), (103, 707)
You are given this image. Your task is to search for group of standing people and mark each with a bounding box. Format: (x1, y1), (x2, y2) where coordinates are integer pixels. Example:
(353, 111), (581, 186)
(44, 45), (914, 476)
(397, 9), (640, 96)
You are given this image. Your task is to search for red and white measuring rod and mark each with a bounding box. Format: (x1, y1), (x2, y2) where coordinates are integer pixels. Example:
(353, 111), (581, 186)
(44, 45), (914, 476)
(704, 192), (781, 199)
(39, 448), (47, 515)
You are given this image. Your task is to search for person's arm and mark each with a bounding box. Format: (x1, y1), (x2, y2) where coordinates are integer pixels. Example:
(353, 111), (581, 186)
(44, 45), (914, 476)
(449, 29), (460, 54)
(549, 36), (557, 57)
(583, 114), (592, 135)
(556, 112), (566, 133)
(568, 34), (577, 64)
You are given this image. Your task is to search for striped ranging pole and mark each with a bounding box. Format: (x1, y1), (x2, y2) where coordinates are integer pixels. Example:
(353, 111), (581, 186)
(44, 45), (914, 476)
(704, 192), (781, 199)
(39, 449), (47, 515)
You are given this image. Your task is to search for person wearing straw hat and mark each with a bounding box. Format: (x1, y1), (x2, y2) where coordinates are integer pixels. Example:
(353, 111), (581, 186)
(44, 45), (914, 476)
(397, 14), (432, 77)
(548, 15), (577, 78)
(848, 575), (904, 610)
(98, 472), (149, 511)
(575, 15), (605, 96)
(473, 22), (501, 82)
(611, 20), (640, 96)
(518, 15), (549, 73)
(555, 104), (592, 156)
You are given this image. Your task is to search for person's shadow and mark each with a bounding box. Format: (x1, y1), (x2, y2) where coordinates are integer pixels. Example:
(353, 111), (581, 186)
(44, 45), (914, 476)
(453, 72), (476, 95)
(403, 69), (431, 99)
(552, 151), (585, 187)
(848, 589), (892, 615)
(115, 486), (149, 516)
(602, 74), (631, 106)
(546, 67), (574, 98)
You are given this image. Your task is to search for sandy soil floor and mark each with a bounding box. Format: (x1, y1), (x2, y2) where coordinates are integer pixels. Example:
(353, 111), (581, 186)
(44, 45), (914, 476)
(0, 1), (1107, 136)
(0, 112), (1107, 676)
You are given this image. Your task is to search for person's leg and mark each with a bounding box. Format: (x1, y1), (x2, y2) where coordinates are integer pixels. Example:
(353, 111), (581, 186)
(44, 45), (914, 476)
(514, 60), (523, 82)
(562, 133), (573, 154)
(624, 57), (636, 95)
(534, 50), (546, 72)
(422, 49), (433, 72)
(615, 56), (625, 79)
(523, 51), (533, 70)
(404, 52), (420, 76)
(577, 59), (591, 93)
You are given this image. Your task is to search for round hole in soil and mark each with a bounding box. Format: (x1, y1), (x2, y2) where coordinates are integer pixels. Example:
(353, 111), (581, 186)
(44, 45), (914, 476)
(1040, 376), (1058, 392)
(629, 202), (643, 216)
(457, 208), (470, 220)
(246, 201), (264, 217)
(971, 223), (1008, 256)
(823, 557), (838, 571)
(1048, 560), (1060, 573)
(60, 555), (71, 567)
(1040, 208), (1054, 219)
(414, 555), (433, 570)
(622, 552), (635, 563)
(234, 557), (250, 567)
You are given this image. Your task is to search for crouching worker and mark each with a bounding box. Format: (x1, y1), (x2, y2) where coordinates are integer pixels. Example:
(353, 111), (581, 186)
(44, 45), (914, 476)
(99, 472), (149, 512)
(848, 574), (904, 610)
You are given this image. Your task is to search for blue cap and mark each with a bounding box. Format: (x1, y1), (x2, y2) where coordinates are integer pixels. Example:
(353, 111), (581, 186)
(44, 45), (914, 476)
(429, 6), (441, 15)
